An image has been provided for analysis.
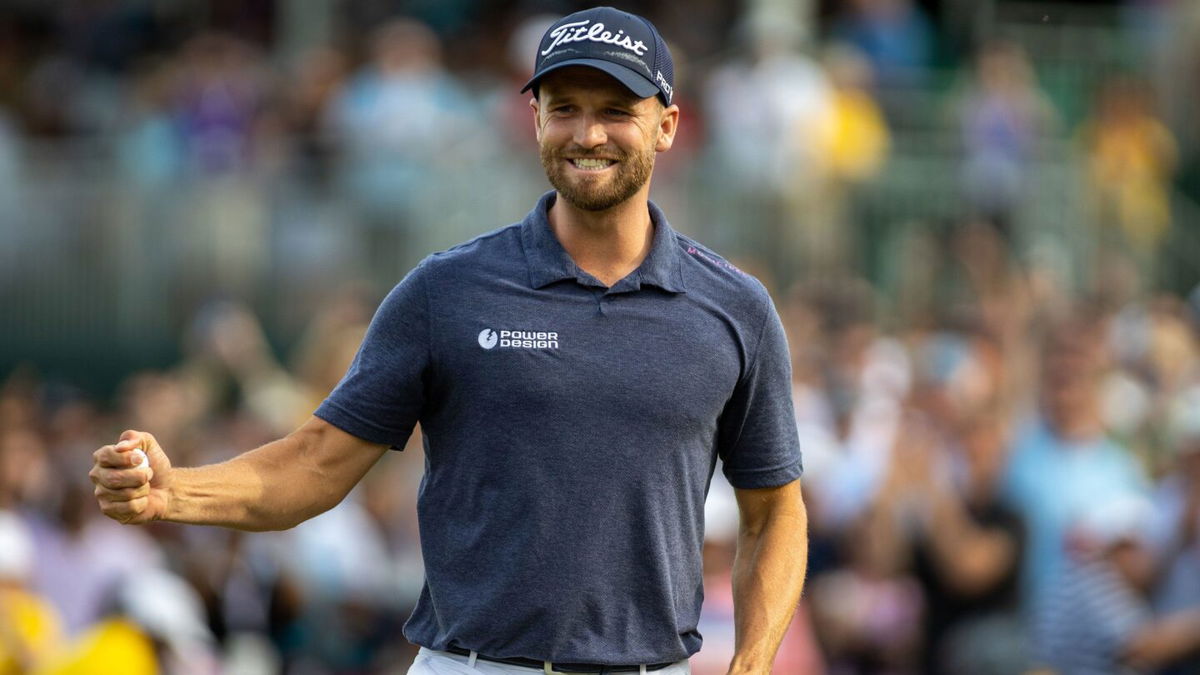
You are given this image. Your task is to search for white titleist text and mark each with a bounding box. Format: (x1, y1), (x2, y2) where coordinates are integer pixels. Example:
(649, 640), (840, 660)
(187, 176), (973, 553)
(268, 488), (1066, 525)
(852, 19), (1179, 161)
(542, 20), (648, 57)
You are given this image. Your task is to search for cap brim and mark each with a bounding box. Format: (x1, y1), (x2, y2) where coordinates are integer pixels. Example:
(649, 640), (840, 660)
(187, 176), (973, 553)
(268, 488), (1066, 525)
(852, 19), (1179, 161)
(521, 58), (660, 100)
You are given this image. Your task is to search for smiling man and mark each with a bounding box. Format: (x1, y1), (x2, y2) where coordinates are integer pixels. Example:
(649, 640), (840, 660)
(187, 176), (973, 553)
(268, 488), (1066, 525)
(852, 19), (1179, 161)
(90, 7), (806, 675)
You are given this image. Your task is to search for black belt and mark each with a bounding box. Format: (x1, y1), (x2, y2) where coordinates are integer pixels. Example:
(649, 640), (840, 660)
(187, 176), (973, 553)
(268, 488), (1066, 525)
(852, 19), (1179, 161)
(444, 646), (676, 673)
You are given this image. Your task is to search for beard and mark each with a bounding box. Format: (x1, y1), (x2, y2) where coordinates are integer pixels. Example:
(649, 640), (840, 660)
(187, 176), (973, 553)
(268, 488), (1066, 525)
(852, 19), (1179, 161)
(540, 142), (655, 212)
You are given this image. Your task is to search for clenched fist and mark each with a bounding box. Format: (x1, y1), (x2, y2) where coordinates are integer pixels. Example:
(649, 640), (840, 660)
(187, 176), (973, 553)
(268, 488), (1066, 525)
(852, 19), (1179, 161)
(90, 430), (172, 524)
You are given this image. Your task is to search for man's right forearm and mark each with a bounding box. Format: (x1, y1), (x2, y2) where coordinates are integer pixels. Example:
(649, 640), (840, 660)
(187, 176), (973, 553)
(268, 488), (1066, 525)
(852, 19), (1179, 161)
(167, 444), (296, 530)
(165, 418), (388, 531)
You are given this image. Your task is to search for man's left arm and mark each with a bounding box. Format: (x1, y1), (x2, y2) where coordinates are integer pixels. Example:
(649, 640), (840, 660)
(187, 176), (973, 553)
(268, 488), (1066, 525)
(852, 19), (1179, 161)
(728, 478), (808, 675)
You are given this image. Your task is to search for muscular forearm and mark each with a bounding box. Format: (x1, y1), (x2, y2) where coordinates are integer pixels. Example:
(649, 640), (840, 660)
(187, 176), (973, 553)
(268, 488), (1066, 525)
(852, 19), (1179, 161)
(165, 419), (386, 531)
(166, 441), (316, 530)
(729, 482), (808, 675)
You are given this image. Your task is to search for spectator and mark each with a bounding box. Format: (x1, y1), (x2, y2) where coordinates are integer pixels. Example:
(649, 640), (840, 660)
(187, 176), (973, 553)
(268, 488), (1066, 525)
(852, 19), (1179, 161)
(799, 280), (920, 673)
(117, 58), (183, 192)
(790, 278), (909, 536)
(33, 568), (220, 675)
(25, 470), (163, 637)
(808, 485), (924, 674)
(816, 44), (890, 186)
(495, 13), (558, 151)
(1146, 391), (1200, 674)
(325, 18), (480, 279)
(0, 510), (62, 674)
(1102, 296), (1197, 467)
(1036, 496), (1200, 674)
(831, 0), (934, 119)
(173, 33), (270, 177)
(1002, 317), (1149, 615)
(1079, 74), (1179, 284)
(702, 11), (832, 282)
(178, 300), (312, 437)
(0, 426), (51, 513)
(956, 39), (1057, 241)
(799, 43), (890, 276)
(288, 283), (374, 411)
(279, 45), (348, 176)
(906, 411), (1026, 675)
(171, 33), (275, 297)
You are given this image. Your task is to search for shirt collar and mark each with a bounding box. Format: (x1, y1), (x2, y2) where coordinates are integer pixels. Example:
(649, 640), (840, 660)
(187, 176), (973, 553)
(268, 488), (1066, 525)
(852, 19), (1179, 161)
(520, 191), (687, 293)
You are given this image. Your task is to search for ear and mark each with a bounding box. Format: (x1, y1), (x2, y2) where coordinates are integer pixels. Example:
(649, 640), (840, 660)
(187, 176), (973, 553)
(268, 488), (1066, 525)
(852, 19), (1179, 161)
(655, 104), (680, 153)
(530, 96), (542, 143)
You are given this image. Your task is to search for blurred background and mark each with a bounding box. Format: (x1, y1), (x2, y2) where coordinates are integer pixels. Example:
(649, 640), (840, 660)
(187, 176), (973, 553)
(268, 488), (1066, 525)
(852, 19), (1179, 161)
(1, 0), (1199, 673)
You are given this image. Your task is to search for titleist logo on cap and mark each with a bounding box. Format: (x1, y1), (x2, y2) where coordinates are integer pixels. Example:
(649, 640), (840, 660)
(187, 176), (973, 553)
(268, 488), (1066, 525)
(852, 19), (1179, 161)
(542, 20), (648, 57)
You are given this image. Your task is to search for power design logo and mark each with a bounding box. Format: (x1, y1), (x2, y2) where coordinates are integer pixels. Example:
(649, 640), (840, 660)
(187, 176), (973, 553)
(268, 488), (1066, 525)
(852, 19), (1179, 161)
(478, 329), (559, 350)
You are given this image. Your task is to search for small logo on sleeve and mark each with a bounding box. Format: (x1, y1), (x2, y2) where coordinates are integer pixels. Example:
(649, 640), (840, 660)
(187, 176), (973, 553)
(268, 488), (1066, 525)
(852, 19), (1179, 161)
(478, 328), (559, 350)
(686, 246), (748, 277)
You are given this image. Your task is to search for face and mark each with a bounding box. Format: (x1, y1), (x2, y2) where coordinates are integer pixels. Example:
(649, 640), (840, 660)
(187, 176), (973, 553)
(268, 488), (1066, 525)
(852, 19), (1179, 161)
(1041, 346), (1101, 430)
(532, 67), (678, 211)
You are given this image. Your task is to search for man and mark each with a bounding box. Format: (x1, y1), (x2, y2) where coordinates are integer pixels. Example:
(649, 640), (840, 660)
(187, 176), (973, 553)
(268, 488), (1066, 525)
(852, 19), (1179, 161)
(1002, 317), (1147, 614)
(90, 8), (807, 674)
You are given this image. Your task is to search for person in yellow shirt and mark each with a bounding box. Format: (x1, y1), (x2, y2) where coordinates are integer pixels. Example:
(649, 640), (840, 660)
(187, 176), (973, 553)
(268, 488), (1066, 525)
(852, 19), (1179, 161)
(30, 619), (157, 675)
(789, 43), (890, 277)
(820, 44), (890, 184)
(32, 567), (218, 675)
(0, 511), (64, 674)
(1079, 74), (1179, 279)
(0, 510), (155, 675)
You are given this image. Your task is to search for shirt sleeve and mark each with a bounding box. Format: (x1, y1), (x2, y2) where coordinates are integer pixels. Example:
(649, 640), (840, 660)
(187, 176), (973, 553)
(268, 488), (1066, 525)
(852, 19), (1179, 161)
(717, 298), (803, 489)
(314, 261), (432, 449)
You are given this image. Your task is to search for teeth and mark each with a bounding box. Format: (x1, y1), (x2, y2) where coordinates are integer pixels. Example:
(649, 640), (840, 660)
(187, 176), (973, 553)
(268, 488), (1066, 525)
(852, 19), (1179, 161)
(571, 158), (614, 169)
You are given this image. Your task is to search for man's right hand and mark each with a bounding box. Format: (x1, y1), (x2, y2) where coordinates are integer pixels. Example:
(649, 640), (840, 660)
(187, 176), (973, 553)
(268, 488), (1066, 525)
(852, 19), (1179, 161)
(90, 430), (173, 524)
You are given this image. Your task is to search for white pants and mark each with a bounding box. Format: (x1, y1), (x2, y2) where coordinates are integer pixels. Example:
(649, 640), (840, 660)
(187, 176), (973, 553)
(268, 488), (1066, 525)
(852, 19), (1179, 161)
(407, 647), (692, 675)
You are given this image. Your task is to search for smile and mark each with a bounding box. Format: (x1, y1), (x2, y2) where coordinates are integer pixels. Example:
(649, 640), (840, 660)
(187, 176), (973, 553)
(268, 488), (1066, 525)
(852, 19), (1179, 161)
(569, 158), (616, 170)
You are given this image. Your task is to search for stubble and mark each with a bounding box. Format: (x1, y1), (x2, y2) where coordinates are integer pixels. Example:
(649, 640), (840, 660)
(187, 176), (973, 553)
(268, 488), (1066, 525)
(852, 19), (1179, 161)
(540, 142), (655, 211)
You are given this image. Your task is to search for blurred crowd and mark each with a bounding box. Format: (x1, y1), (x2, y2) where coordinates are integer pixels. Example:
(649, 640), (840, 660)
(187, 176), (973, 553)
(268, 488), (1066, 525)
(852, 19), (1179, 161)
(3, 0), (1200, 673)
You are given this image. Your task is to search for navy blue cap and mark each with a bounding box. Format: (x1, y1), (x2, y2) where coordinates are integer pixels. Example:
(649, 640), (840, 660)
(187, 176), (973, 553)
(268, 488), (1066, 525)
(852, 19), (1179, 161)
(521, 7), (675, 106)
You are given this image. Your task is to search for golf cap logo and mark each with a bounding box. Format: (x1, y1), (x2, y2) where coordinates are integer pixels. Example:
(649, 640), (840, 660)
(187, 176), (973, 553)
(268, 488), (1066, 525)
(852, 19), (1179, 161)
(541, 20), (648, 57)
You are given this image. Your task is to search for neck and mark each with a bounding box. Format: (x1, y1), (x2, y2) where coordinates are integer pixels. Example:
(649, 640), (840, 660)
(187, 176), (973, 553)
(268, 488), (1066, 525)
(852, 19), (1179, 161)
(548, 189), (654, 287)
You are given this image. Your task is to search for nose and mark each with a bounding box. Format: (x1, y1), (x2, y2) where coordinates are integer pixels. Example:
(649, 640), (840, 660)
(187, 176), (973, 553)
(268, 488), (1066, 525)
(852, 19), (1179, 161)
(573, 113), (607, 149)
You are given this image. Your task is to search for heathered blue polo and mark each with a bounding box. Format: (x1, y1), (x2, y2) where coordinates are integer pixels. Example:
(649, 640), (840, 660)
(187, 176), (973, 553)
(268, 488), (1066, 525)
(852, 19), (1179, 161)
(315, 191), (802, 665)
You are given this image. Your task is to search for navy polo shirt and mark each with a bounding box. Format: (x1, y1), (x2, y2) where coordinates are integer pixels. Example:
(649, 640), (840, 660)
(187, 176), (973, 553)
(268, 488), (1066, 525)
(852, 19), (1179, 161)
(315, 191), (802, 665)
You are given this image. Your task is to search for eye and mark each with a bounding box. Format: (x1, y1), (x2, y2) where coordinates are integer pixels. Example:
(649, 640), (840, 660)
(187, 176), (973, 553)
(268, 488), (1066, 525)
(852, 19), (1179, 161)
(606, 108), (632, 117)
